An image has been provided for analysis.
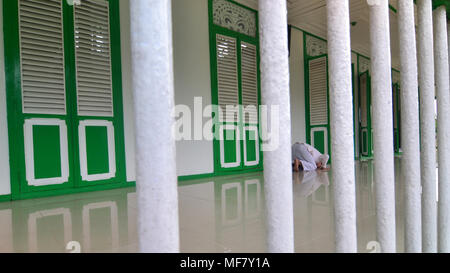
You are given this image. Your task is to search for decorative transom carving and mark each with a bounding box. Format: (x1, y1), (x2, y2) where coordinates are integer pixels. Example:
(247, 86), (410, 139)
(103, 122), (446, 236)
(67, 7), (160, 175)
(305, 35), (327, 57)
(359, 56), (370, 73)
(212, 0), (257, 37)
(392, 70), (400, 85)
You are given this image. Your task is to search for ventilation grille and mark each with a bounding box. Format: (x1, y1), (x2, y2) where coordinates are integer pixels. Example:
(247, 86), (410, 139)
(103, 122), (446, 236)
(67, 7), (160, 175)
(74, 0), (113, 117)
(19, 0), (66, 115)
(241, 42), (258, 124)
(216, 34), (239, 123)
(309, 57), (328, 126)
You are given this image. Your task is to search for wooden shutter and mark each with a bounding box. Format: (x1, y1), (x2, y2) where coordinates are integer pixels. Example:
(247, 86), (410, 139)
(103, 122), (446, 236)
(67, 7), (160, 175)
(241, 42), (258, 124)
(309, 57), (328, 126)
(216, 34), (239, 123)
(74, 0), (113, 117)
(18, 0), (66, 115)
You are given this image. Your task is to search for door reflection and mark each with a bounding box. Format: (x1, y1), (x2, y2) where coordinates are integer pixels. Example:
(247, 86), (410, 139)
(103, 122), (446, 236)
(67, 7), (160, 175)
(28, 208), (72, 253)
(82, 201), (119, 252)
(214, 174), (265, 252)
(0, 188), (132, 253)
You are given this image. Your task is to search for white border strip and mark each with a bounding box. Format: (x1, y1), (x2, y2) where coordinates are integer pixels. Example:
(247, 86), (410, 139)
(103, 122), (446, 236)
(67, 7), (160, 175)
(220, 124), (241, 168)
(243, 125), (260, 166)
(24, 118), (69, 186)
(79, 120), (116, 182)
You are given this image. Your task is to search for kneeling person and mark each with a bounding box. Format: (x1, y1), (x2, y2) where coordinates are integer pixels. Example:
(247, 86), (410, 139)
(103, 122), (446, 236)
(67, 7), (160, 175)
(292, 142), (329, 172)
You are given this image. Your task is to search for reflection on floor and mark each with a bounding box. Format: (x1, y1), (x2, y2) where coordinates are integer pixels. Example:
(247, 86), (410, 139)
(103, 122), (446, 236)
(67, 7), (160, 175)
(0, 159), (408, 253)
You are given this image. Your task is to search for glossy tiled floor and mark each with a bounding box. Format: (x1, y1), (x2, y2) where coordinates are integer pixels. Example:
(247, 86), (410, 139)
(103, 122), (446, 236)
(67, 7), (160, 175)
(0, 158), (411, 253)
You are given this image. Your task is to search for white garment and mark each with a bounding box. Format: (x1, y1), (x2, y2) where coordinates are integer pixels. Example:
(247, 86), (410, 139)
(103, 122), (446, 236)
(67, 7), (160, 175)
(292, 143), (329, 171)
(292, 143), (317, 171)
(303, 143), (328, 166)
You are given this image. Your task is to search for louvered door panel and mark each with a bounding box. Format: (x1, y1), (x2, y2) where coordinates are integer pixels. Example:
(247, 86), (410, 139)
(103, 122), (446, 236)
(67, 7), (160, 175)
(241, 42), (258, 124)
(216, 34), (239, 123)
(19, 0), (66, 115)
(74, 0), (113, 117)
(309, 57), (328, 126)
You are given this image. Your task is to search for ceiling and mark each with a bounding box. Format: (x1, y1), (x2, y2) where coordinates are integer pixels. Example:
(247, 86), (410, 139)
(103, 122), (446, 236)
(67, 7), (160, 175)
(235, 0), (421, 69)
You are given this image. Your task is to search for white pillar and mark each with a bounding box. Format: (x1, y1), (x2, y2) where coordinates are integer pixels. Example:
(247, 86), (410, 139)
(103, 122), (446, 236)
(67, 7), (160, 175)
(417, 0), (437, 253)
(368, 0), (396, 253)
(326, 0), (357, 253)
(258, 0), (295, 253)
(434, 5), (450, 253)
(398, 0), (422, 253)
(129, 0), (180, 253)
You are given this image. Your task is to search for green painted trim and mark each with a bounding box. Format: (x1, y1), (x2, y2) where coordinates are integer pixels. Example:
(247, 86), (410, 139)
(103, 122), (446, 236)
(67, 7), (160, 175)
(12, 181), (135, 201)
(352, 63), (357, 158)
(178, 166), (263, 184)
(389, 4), (397, 13)
(178, 173), (215, 182)
(3, 0), (23, 200)
(109, 0), (128, 185)
(0, 194), (11, 202)
(393, 83), (402, 152)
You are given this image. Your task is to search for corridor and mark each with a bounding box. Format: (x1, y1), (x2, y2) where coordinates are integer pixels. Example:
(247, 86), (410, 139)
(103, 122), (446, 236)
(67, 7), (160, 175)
(0, 158), (415, 253)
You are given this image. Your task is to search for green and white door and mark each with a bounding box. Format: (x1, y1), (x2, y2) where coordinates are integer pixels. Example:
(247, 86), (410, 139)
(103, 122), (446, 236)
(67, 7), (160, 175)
(5, 0), (125, 198)
(213, 33), (261, 174)
(307, 55), (329, 156)
(358, 71), (372, 158)
(392, 83), (401, 153)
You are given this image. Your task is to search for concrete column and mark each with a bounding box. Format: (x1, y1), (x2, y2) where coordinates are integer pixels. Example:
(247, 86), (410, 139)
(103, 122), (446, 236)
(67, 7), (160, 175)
(398, 0), (422, 253)
(417, 0), (437, 253)
(129, 0), (180, 253)
(326, 0), (357, 253)
(367, 0), (396, 253)
(258, 0), (295, 253)
(434, 5), (450, 253)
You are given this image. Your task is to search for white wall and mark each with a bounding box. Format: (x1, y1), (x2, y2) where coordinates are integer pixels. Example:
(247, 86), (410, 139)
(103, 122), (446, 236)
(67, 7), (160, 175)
(289, 28), (306, 144)
(0, 0), (11, 196)
(119, 0), (136, 182)
(172, 0), (214, 176)
(120, 0), (214, 179)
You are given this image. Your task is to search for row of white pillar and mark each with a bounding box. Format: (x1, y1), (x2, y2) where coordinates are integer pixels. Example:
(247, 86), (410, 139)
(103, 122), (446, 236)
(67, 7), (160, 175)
(129, 0), (449, 253)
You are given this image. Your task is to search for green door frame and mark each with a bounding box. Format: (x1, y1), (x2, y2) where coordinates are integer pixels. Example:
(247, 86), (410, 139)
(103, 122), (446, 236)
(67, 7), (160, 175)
(393, 83), (401, 154)
(358, 70), (372, 159)
(3, 0), (127, 200)
(208, 0), (263, 176)
(304, 52), (331, 158)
